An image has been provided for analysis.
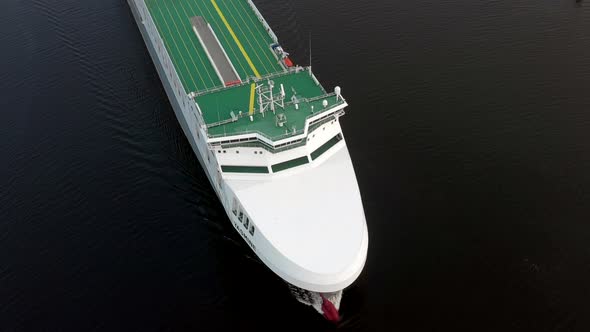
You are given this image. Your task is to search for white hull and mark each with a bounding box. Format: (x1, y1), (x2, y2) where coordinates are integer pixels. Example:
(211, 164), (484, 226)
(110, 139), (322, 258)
(128, 0), (368, 314)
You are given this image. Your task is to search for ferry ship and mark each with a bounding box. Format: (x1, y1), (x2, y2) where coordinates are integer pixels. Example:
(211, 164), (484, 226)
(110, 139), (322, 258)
(128, 0), (368, 321)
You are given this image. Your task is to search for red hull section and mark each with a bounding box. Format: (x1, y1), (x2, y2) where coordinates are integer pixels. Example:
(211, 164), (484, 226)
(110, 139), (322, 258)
(320, 294), (340, 323)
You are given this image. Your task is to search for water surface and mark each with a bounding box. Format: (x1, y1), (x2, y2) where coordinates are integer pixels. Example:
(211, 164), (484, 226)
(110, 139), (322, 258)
(1, 0), (590, 331)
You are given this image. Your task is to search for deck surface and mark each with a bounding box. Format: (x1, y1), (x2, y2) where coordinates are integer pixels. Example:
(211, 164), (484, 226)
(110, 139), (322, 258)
(190, 16), (239, 85)
(199, 71), (336, 139)
(146, 0), (282, 93)
(145, 0), (334, 140)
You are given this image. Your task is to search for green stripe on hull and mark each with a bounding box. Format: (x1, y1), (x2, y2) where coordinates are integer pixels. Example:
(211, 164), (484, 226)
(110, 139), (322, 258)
(221, 165), (269, 173)
(272, 156), (309, 173)
(311, 134), (342, 160)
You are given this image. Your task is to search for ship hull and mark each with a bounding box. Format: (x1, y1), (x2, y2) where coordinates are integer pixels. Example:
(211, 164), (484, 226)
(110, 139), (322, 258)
(128, 0), (214, 188)
(128, 0), (367, 319)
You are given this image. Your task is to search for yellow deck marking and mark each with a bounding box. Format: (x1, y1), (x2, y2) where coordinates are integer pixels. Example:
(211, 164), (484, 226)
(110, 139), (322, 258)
(248, 83), (256, 116)
(210, 0), (261, 78)
(192, 0), (248, 79)
(221, 0), (271, 74)
(229, 0), (278, 71)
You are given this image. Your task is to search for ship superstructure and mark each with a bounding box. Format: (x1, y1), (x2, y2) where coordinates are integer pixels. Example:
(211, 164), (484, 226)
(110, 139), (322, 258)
(128, 0), (368, 321)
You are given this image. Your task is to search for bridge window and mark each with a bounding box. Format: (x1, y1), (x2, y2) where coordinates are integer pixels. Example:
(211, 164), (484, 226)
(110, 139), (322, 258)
(221, 165), (269, 174)
(311, 134), (343, 161)
(271, 156), (309, 173)
(249, 225), (255, 236)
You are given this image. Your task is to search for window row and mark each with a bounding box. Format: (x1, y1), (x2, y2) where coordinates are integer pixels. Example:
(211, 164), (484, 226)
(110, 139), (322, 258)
(232, 200), (256, 237)
(217, 150), (264, 155)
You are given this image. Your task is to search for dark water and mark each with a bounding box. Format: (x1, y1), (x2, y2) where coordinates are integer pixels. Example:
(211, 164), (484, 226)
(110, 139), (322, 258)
(1, 0), (590, 330)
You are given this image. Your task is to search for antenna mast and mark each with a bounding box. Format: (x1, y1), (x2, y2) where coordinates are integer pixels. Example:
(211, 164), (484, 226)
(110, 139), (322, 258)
(309, 32), (312, 69)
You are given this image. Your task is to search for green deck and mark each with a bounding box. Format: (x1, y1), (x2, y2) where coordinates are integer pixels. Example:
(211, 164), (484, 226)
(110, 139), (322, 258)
(146, 0), (282, 92)
(145, 0), (337, 142)
(199, 71), (340, 139)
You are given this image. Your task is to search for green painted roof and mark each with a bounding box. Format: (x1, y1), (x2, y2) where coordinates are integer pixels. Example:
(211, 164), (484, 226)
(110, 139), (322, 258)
(145, 0), (337, 141)
(199, 71), (341, 140)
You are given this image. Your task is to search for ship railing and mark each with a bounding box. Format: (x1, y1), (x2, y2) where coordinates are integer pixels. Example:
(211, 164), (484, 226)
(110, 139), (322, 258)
(203, 90), (339, 130)
(206, 94), (345, 149)
(207, 92), (340, 137)
(213, 137), (307, 154)
(246, 0), (279, 44)
(212, 114), (338, 154)
(203, 89), (339, 129)
(190, 66), (314, 98)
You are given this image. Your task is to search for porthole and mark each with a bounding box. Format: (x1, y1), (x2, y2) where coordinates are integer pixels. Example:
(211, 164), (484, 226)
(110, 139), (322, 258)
(254, 151), (258, 154)
(236, 151), (240, 154)
(223, 150), (227, 153)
